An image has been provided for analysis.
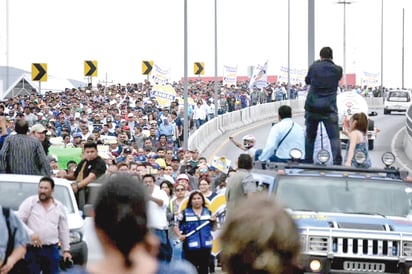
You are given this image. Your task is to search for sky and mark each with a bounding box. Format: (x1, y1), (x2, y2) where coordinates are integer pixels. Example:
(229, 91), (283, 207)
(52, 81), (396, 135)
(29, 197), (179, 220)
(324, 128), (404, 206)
(0, 0), (411, 89)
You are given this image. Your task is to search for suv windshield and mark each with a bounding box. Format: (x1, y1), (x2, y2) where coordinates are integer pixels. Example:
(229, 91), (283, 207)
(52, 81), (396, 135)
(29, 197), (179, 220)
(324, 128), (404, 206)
(275, 177), (412, 217)
(0, 181), (74, 214)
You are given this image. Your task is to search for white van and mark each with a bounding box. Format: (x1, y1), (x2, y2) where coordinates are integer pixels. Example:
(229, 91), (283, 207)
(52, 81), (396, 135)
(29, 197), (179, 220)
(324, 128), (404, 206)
(0, 174), (88, 265)
(384, 89), (412, 114)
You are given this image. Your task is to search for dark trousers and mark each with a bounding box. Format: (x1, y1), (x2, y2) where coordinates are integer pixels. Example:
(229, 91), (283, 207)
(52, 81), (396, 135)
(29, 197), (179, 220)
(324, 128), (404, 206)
(305, 112), (342, 165)
(183, 247), (211, 274)
(25, 244), (60, 274)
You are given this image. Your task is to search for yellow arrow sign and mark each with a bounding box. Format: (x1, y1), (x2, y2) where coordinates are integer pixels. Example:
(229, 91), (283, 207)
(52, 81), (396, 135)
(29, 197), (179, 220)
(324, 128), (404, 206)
(142, 60), (154, 75)
(194, 62), (204, 75)
(31, 63), (48, 82)
(84, 60), (98, 77)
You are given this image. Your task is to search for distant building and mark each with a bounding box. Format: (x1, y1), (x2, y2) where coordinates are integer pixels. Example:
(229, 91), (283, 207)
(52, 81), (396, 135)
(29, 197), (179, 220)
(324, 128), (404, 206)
(0, 66), (86, 100)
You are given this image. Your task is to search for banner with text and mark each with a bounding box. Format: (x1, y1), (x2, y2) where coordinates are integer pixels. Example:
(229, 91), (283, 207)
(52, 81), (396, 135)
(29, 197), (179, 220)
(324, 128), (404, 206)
(360, 71), (380, 87)
(150, 64), (171, 85)
(151, 84), (176, 107)
(222, 65), (238, 87)
(249, 61), (268, 89)
(277, 66), (307, 85)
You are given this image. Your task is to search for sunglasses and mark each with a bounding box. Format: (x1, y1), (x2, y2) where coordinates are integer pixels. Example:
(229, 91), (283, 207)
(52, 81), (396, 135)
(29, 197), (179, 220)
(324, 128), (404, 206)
(175, 188), (185, 192)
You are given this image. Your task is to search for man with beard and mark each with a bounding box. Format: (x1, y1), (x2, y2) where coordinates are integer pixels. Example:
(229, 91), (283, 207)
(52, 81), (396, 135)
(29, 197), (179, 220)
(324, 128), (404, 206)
(31, 123), (51, 155)
(17, 176), (72, 274)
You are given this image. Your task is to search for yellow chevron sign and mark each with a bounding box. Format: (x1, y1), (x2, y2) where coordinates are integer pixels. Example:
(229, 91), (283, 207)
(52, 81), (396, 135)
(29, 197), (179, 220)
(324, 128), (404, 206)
(84, 60), (98, 77)
(194, 62), (204, 75)
(142, 60), (154, 75)
(31, 63), (48, 82)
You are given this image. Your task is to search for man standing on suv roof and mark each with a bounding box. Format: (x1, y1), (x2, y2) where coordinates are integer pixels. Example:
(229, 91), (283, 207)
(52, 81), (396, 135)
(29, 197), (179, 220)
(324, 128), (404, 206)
(304, 46), (343, 165)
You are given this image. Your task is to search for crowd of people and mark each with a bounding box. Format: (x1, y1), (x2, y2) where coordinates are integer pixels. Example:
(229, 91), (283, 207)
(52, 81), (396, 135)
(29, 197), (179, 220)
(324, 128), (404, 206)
(0, 45), (390, 274)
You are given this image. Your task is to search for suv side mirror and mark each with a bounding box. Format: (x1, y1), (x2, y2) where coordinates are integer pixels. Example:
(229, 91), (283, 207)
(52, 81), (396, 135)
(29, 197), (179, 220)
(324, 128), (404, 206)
(369, 111), (378, 117)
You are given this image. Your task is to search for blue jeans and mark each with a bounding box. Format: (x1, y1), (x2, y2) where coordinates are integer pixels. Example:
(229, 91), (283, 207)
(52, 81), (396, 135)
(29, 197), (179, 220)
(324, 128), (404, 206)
(305, 111), (342, 165)
(25, 244), (60, 274)
(171, 239), (183, 261)
(196, 119), (204, 129)
(152, 228), (172, 262)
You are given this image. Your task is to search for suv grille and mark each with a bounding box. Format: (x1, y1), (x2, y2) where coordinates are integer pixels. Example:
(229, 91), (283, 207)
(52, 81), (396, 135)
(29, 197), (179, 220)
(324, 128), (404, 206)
(333, 238), (398, 256)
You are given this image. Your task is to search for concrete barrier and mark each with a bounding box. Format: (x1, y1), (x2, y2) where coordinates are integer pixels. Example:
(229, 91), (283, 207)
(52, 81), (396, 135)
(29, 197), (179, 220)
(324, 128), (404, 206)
(188, 99), (304, 153)
(189, 97), (407, 162)
(365, 97), (384, 110)
(405, 104), (412, 162)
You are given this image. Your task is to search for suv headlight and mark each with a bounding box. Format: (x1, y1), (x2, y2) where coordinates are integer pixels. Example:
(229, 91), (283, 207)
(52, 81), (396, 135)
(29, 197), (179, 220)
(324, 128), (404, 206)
(70, 230), (82, 244)
(382, 152), (396, 167)
(289, 148), (303, 161)
(354, 151), (366, 165)
(317, 149), (330, 164)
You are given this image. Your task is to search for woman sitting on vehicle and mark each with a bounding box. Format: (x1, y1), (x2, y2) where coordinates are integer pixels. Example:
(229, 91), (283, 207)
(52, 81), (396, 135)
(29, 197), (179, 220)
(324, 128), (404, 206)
(342, 112), (371, 168)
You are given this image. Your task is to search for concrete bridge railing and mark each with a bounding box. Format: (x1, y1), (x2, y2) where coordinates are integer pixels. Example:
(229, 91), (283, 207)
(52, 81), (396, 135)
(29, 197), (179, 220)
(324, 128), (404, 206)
(188, 97), (387, 156)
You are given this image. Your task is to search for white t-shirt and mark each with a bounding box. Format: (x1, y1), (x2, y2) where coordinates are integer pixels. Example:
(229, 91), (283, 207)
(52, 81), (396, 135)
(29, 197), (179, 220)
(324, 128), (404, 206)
(147, 186), (169, 230)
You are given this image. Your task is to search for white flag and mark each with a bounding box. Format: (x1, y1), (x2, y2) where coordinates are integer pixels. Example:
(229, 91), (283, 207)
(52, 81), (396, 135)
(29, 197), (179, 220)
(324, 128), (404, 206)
(249, 60), (268, 89)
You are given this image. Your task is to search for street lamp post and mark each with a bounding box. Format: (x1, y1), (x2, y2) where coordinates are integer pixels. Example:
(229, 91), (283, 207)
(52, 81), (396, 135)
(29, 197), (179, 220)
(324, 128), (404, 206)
(381, 0), (384, 95)
(183, 0), (189, 150)
(287, 0), (291, 99)
(214, 0), (218, 117)
(337, 0), (352, 91)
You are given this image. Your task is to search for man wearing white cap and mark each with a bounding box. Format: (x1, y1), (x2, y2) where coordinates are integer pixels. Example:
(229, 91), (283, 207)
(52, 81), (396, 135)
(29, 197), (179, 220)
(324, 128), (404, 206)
(31, 124), (51, 155)
(127, 112), (137, 132)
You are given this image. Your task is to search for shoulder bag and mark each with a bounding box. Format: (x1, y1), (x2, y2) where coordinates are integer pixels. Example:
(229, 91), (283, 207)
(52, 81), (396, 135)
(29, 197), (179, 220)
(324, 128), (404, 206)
(274, 122), (295, 156)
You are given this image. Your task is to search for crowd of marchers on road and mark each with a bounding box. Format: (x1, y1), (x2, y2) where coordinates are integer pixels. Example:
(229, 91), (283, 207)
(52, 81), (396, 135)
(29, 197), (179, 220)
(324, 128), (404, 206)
(0, 46), (405, 274)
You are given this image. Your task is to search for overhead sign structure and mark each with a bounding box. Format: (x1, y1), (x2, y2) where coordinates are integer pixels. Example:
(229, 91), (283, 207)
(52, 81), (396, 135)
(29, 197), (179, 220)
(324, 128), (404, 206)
(31, 63), (48, 81)
(142, 60), (154, 75)
(194, 62), (204, 75)
(84, 60), (98, 77)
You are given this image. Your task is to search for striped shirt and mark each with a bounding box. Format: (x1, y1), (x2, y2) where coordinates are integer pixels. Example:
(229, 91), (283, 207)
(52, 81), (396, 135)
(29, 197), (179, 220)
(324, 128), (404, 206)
(0, 134), (50, 175)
